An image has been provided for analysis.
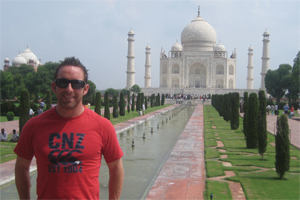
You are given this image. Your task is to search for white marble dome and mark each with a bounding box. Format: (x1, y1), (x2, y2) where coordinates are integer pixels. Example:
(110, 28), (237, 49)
(146, 45), (151, 50)
(128, 30), (134, 35)
(12, 54), (27, 66)
(181, 15), (217, 51)
(171, 42), (183, 51)
(21, 48), (38, 63)
(214, 42), (226, 51)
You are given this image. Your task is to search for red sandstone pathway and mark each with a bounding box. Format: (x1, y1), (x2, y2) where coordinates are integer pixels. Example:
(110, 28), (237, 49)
(146, 104), (205, 200)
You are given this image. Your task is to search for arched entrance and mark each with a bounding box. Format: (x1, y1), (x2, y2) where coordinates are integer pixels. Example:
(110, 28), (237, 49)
(189, 63), (206, 88)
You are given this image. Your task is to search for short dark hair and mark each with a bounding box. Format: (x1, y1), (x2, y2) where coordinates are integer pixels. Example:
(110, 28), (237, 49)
(54, 57), (88, 83)
(13, 129), (16, 133)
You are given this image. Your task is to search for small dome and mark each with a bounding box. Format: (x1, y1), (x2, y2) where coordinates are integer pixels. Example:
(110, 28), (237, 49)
(248, 46), (253, 51)
(214, 42), (226, 51)
(5, 58), (9, 61)
(21, 47), (38, 63)
(181, 15), (217, 51)
(263, 30), (270, 36)
(171, 42), (182, 52)
(146, 45), (151, 50)
(12, 54), (27, 66)
(128, 30), (134, 35)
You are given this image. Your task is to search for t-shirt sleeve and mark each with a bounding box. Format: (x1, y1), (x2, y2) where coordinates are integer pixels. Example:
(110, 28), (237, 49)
(102, 120), (123, 163)
(14, 120), (35, 160)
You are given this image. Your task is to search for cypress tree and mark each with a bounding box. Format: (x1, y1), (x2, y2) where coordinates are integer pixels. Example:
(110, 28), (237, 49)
(104, 92), (110, 120)
(127, 95), (130, 113)
(246, 93), (258, 148)
(19, 89), (30, 135)
(161, 94), (165, 105)
(145, 97), (148, 109)
(230, 92), (240, 130)
(223, 94), (229, 122)
(131, 93), (135, 112)
(94, 92), (101, 115)
(157, 93), (160, 106)
(46, 90), (52, 111)
(120, 93), (125, 116)
(258, 90), (267, 160)
(275, 115), (290, 180)
(141, 93), (144, 110)
(243, 92), (248, 139)
(136, 93), (141, 111)
(151, 94), (154, 108)
(228, 93), (232, 122)
(113, 95), (118, 118)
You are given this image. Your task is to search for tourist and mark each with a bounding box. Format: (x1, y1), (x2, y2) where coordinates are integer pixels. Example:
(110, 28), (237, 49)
(271, 105), (275, 115)
(37, 106), (43, 115)
(275, 104), (278, 115)
(283, 104), (289, 115)
(29, 108), (34, 118)
(10, 129), (19, 142)
(290, 106), (295, 118)
(0, 128), (7, 142)
(266, 105), (271, 115)
(14, 57), (124, 200)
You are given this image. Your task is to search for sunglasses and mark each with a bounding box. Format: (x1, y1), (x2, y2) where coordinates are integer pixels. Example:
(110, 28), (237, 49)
(55, 78), (86, 89)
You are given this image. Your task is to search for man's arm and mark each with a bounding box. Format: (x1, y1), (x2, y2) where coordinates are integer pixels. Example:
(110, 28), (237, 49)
(15, 155), (32, 200)
(107, 158), (124, 200)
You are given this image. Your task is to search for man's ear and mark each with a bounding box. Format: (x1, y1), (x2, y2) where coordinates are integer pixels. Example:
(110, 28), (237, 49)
(51, 81), (56, 93)
(83, 84), (89, 95)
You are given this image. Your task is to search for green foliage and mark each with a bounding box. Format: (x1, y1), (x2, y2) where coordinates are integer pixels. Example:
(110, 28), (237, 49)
(0, 101), (17, 116)
(119, 93), (125, 116)
(131, 93), (135, 111)
(120, 89), (130, 97)
(223, 94), (230, 122)
(127, 94), (130, 113)
(151, 94), (154, 108)
(130, 84), (141, 94)
(46, 90), (52, 110)
(243, 92), (248, 139)
(112, 95), (118, 118)
(275, 115), (290, 180)
(258, 90), (267, 159)
(6, 111), (14, 121)
(19, 89), (30, 135)
(105, 88), (119, 97)
(265, 64), (293, 105)
(141, 93), (144, 109)
(230, 92), (239, 130)
(246, 93), (258, 148)
(156, 93), (160, 106)
(85, 80), (96, 105)
(94, 92), (101, 115)
(145, 97), (148, 109)
(161, 94), (165, 105)
(104, 92), (110, 120)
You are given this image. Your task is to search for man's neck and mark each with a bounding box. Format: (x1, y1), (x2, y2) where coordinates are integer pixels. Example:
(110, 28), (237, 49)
(55, 105), (85, 118)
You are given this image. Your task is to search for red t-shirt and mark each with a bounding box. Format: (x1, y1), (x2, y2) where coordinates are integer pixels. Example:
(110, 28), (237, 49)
(14, 107), (123, 200)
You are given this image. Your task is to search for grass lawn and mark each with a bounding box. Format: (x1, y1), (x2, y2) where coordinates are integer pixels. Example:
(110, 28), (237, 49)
(204, 105), (300, 200)
(0, 116), (19, 122)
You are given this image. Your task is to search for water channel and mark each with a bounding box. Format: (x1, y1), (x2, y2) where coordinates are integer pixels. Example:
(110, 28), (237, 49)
(1, 104), (196, 200)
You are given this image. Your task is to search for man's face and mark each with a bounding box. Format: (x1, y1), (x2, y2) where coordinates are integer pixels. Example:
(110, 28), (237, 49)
(51, 65), (89, 111)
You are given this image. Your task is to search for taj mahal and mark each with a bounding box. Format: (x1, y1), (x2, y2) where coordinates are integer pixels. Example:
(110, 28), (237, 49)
(126, 7), (270, 96)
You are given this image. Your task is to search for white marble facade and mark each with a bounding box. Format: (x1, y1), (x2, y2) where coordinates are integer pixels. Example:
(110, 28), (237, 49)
(159, 11), (236, 89)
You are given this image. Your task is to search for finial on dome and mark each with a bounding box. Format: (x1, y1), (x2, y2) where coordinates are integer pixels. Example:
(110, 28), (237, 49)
(27, 45), (28, 48)
(198, 6), (200, 16)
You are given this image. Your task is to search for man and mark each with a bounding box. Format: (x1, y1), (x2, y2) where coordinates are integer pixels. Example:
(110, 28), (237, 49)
(283, 104), (289, 115)
(37, 106), (43, 115)
(14, 57), (124, 200)
(10, 129), (19, 142)
(29, 108), (34, 118)
(0, 128), (7, 142)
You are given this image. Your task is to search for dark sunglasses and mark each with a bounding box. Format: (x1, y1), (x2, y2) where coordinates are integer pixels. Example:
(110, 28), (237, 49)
(55, 78), (86, 89)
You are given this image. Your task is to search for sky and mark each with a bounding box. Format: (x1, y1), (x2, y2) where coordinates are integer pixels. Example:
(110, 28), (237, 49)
(1, 0), (299, 90)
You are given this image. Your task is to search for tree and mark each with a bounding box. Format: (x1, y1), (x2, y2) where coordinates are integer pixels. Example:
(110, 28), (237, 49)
(230, 92), (239, 130)
(46, 90), (52, 111)
(113, 95), (118, 118)
(136, 93), (141, 111)
(120, 89), (130, 97)
(258, 90), (267, 160)
(130, 84), (141, 94)
(161, 94), (165, 105)
(85, 80), (96, 105)
(157, 93), (160, 106)
(292, 51), (300, 84)
(104, 92), (110, 120)
(131, 93), (135, 112)
(94, 92), (101, 115)
(19, 89), (30, 135)
(275, 115), (290, 180)
(119, 93), (125, 116)
(265, 64), (293, 105)
(246, 93), (258, 148)
(145, 97), (148, 109)
(127, 94), (130, 113)
(151, 94), (154, 108)
(106, 88), (119, 97)
(243, 92), (248, 139)
(223, 94), (230, 122)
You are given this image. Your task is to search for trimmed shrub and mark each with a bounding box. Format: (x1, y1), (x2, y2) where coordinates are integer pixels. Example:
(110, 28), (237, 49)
(161, 94), (165, 105)
(258, 90), (267, 160)
(19, 89), (30, 135)
(223, 94), (230, 122)
(119, 93), (125, 116)
(275, 115), (290, 180)
(113, 95), (118, 118)
(136, 93), (141, 111)
(127, 95), (130, 113)
(243, 92), (248, 139)
(104, 92), (110, 120)
(131, 93), (135, 112)
(145, 97), (148, 109)
(246, 93), (258, 148)
(94, 92), (101, 115)
(230, 92), (239, 130)
(6, 111), (15, 121)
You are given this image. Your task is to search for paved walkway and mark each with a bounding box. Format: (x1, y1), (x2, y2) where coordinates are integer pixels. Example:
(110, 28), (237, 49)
(146, 104), (205, 200)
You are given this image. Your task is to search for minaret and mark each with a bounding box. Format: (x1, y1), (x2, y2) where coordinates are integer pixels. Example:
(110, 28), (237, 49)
(126, 29), (135, 89)
(260, 29), (270, 90)
(247, 46), (254, 89)
(4, 58), (10, 71)
(144, 45), (151, 88)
